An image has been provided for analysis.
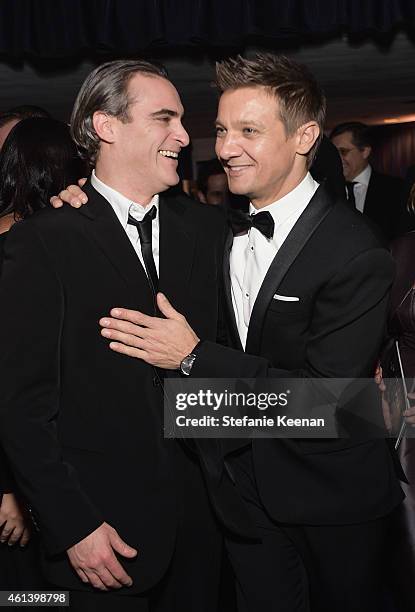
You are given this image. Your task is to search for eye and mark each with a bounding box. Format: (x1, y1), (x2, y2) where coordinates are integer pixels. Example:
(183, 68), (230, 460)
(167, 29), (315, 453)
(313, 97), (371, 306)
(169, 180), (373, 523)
(243, 127), (257, 135)
(215, 126), (226, 137)
(157, 116), (171, 123)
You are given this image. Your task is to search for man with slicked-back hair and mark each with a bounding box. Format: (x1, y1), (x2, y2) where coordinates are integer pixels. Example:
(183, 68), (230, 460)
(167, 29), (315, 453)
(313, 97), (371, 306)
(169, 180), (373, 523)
(0, 60), (225, 611)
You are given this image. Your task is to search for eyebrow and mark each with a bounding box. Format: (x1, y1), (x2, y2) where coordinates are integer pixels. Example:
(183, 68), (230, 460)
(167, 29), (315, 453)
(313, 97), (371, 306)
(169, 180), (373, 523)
(150, 108), (182, 118)
(214, 119), (265, 129)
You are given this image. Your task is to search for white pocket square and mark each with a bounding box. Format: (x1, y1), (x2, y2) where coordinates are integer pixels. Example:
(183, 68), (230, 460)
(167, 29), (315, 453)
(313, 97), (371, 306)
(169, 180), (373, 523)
(273, 294), (300, 302)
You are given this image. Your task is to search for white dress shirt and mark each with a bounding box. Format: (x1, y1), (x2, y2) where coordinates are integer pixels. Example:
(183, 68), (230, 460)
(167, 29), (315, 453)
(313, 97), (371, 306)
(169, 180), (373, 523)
(349, 164), (372, 214)
(91, 170), (160, 276)
(230, 172), (319, 349)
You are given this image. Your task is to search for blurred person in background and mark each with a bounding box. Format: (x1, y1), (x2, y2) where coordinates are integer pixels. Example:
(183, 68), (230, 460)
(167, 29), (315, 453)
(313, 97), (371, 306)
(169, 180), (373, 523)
(0, 117), (85, 588)
(0, 105), (50, 151)
(330, 121), (405, 241)
(197, 158), (230, 206)
(379, 182), (415, 611)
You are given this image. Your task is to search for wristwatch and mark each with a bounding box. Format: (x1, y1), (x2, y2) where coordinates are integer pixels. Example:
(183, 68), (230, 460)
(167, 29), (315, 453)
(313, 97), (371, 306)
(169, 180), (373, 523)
(180, 341), (203, 376)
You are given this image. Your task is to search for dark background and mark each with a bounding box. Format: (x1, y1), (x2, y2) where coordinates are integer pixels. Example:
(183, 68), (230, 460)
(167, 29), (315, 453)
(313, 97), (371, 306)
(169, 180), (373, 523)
(1, 0), (415, 177)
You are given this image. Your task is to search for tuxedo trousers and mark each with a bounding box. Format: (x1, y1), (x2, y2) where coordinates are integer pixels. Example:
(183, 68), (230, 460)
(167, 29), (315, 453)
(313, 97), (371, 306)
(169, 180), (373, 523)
(225, 447), (391, 612)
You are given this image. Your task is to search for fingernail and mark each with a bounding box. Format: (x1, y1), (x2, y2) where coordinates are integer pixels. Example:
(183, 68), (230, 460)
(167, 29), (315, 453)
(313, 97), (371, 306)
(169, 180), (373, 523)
(102, 329), (111, 338)
(101, 318), (110, 326)
(81, 196), (87, 203)
(112, 309), (121, 317)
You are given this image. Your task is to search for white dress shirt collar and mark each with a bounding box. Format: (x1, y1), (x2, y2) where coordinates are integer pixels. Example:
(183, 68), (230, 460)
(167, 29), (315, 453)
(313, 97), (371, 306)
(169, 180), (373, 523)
(249, 172), (318, 239)
(353, 164), (372, 187)
(91, 170), (159, 227)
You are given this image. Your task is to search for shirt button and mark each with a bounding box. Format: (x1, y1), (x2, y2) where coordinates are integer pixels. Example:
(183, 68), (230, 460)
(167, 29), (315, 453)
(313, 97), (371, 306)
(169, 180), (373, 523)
(245, 292), (249, 298)
(250, 246), (254, 251)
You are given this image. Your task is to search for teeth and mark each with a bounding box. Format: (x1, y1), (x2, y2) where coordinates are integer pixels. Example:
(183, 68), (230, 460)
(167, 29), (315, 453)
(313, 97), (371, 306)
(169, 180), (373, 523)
(158, 150), (178, 158)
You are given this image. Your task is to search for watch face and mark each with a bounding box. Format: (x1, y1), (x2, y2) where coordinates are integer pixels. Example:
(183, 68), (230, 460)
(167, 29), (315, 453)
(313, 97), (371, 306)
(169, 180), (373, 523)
(181, 354), (196, 375)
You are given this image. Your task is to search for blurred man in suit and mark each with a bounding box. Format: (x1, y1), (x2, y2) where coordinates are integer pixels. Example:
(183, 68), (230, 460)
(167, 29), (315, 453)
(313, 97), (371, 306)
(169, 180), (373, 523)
(330, 121), (404, 240)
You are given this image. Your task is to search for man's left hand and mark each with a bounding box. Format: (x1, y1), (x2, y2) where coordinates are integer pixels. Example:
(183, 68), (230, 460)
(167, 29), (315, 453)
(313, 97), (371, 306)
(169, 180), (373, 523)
(100, 293), (200, 369)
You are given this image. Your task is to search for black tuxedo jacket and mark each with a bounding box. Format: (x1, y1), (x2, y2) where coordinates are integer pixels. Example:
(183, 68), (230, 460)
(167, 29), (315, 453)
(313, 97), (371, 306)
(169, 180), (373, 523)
(363, 170), (405, 241)
(0, 182), (225, 593)
(192, 182), (404, 527)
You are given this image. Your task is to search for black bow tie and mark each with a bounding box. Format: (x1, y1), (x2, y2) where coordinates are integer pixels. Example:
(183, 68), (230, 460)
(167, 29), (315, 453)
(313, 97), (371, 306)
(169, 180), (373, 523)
(229, 209), (275, 239)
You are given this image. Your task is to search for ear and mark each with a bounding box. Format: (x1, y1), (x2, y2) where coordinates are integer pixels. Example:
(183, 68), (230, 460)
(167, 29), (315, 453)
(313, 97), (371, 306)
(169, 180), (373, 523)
(361, 145), (371, 160)
(296, 121), (320, 156)
(92, 111), (116, 144)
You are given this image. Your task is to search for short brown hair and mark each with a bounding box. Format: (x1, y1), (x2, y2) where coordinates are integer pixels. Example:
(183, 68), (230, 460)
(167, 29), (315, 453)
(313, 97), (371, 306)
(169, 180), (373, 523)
(70, 59), (167, 166)
(215, 53), (326, 165)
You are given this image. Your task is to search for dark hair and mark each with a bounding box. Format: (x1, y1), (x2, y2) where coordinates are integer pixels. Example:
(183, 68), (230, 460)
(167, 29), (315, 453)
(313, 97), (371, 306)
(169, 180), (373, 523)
(215, 53), (326, 166)
(197, 158), (226, 194)
(71, 59), (168, 166)
(329, 122), (372, 149)
(0, 117), (85, 220)
(0, 105), (50, 128)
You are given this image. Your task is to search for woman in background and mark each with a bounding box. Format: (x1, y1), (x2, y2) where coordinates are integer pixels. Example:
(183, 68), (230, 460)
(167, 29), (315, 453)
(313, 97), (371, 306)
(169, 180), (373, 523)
(0, 117), (85, 587)
(381, 181), (415, 611)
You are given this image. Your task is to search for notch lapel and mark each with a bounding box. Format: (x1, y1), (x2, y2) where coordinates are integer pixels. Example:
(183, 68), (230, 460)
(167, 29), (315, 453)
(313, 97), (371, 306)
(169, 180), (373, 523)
(245, 184), (334, 356)
(79, 181), (154, 312)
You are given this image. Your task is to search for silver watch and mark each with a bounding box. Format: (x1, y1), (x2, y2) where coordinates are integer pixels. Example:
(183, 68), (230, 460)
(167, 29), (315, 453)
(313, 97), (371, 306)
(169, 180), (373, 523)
(180, 352), (198, 376)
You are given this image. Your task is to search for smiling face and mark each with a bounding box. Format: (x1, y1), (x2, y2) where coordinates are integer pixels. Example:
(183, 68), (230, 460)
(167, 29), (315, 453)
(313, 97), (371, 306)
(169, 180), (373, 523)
(215, 86), (315, 209)
(96, 73), (189, 203)
(331, 130), (371, 181)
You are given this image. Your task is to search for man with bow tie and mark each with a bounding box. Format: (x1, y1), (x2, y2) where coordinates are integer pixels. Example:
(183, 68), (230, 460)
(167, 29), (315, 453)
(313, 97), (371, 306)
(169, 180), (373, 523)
(0, 60), (224, 611)
(54, 55), (403, 611)
(96, 54), (404, 612)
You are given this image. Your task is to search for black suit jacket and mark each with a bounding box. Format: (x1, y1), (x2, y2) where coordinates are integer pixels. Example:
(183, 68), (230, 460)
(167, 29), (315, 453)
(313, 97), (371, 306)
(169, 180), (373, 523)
(363, 170), (405, 241)
(192, 182), (403, 527)
(0, 182), (225, 592)
(0, 234), (15, 496)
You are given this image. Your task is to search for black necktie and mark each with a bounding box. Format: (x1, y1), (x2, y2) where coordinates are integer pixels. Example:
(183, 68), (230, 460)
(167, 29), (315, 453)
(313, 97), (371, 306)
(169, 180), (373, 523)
(127, 206), (158, 302)
(346, 181), (357, 209)
(229, 209), (275, 239)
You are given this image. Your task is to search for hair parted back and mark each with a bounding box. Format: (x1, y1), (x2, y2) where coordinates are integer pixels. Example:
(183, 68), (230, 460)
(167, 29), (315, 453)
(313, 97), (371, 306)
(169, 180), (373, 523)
(70, 59), (168, 166)
(215, 53), (326, 165)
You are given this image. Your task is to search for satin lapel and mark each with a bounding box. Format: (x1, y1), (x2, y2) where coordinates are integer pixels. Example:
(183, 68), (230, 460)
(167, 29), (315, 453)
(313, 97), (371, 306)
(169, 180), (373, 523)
(78, 181), (153, 309)
(223, 229), (243, 351)
(245, 184), (334, 356)
(158, 194), (195, 309)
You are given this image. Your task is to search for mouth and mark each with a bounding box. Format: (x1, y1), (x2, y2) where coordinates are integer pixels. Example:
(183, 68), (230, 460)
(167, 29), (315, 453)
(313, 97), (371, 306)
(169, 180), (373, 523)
(158, 149), (179, 160)
(225, 165), (251, 177)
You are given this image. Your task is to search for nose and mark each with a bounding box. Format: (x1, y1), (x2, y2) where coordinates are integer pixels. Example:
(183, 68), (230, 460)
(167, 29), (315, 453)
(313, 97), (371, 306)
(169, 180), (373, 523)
(215, 132), (242, 162)
(175, 121), (190, 148)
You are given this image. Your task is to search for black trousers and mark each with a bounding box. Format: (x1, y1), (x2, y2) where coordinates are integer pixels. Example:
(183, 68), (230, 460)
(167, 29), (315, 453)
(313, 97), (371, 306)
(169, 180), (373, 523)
(225, 447), (391, 612)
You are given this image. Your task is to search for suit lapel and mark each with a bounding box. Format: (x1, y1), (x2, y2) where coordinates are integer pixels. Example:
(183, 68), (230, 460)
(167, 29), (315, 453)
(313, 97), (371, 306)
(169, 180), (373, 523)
(158, 193), (196, 310)
(245, 183), (334, 356)
(222, 228), (243, 351)
(79, 181), (154, 311)
(363, 172), (379, 220)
